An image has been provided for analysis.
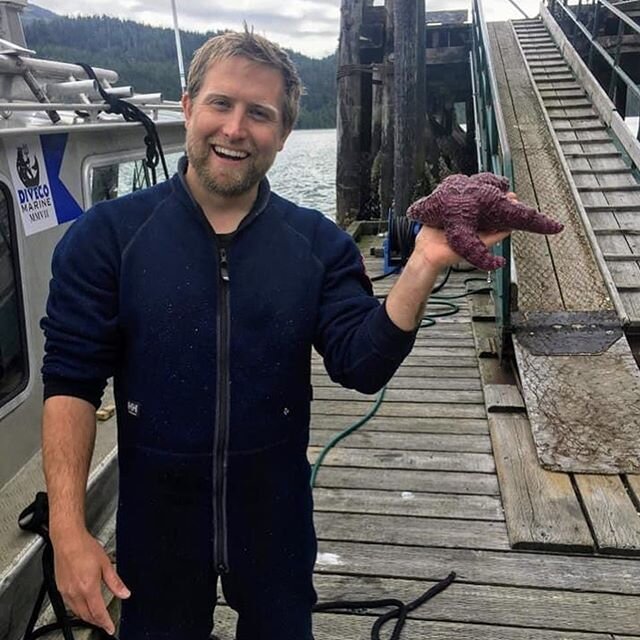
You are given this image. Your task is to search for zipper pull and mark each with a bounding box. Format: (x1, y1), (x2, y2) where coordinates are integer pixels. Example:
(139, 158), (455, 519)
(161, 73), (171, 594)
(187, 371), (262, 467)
(219, 247), (230, 282)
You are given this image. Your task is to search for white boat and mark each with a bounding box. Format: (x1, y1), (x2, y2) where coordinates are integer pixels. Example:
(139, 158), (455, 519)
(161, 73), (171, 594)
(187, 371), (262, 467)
(0, 2), (185, 636)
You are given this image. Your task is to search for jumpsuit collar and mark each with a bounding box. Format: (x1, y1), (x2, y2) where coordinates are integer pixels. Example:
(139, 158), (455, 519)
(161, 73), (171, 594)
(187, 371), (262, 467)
(174, 154), (272, 236)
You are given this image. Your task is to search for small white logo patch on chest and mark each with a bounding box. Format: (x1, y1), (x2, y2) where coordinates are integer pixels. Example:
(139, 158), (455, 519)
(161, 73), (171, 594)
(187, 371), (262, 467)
(127, 401), (141, 417)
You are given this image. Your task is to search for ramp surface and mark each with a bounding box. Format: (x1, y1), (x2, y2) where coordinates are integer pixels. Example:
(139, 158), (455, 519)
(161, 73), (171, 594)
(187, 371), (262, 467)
(489, 20), (640, 473)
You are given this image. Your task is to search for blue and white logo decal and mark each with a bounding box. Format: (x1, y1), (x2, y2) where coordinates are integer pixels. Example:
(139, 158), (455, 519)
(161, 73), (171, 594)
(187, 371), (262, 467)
(8, 134), (83, 236)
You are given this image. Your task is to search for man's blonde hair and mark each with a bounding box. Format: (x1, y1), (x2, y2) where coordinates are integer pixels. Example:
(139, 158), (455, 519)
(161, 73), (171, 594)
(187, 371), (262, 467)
(186, 27), (303, 133)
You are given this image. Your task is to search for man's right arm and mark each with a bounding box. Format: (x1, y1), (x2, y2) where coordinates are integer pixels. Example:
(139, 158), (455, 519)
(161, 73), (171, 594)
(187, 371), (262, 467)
(42, 395), (129, 635)
(43, 396), (96, 540)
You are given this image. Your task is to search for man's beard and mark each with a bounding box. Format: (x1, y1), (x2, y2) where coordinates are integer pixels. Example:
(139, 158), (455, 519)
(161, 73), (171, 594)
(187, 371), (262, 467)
(186, 136), (269, 197)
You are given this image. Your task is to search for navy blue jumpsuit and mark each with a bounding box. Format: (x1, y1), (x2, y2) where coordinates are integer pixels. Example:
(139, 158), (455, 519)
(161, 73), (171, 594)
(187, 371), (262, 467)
(42, 157), (416, 639)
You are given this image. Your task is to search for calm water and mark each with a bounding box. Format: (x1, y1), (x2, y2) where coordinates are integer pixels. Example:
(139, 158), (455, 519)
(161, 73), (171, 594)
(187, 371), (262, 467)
(268, 129), (337, 219)
(159, 129), (337, 219)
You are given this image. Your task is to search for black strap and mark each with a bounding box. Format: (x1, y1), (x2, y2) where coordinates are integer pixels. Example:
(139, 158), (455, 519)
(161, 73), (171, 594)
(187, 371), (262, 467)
(18, 492), (116, 640)
(75, 63), (169, 185)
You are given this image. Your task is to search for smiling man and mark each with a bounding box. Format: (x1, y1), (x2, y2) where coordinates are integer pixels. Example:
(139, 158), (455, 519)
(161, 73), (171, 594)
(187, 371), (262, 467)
(40, 28), (509, 640)
(182, 48), (293, 231)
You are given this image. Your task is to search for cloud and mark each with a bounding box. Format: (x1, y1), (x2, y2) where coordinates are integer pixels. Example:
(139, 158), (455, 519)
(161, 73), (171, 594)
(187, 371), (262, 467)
(34, 0), (342, 56)
(32, 0), (543, 57)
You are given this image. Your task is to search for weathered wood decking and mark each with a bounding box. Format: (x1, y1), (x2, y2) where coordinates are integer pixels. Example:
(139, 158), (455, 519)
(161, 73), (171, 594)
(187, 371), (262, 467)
(208, 254), (640, 640)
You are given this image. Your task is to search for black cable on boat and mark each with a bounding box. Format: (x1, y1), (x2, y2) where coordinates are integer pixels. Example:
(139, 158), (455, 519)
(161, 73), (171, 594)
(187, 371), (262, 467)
(75, 63), (169, 185)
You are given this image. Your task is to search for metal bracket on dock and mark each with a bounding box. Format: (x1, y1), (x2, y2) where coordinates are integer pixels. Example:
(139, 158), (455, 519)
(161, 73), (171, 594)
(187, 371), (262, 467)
(511, 310), (622, 355)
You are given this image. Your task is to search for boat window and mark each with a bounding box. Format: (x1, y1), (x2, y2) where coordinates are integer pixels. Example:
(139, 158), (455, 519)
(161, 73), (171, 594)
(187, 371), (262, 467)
(90, 156), (174, 205)
(0, 185), (28, 407)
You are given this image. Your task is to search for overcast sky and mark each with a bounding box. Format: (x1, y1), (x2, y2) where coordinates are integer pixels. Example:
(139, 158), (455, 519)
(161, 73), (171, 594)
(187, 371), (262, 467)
(33, 0), (543, 58)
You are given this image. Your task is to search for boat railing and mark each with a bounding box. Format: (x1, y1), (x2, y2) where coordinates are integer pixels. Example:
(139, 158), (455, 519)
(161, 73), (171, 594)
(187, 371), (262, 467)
(470, 0), (515, 357)
(0, 43), (180, 124)
(547, 0), (640, 141)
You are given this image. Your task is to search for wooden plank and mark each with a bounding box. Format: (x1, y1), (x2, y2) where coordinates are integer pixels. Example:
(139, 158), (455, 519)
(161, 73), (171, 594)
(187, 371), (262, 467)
(406, 346), (478, 356)
(468, 296), (495, 320)
(314, 512), (511, 550)
(313, 540), (640, 594)
(310, 429), (492, 453)
(425, 9), (468, 23)
(316, 465), (500, 496)
(579, 184), (640, 191)
(489, 412), (594, 551)
(576, 177), (640, 295)
(555, 124), (606, 131)
(565, 138), (618, 147)
(312, 387), (484, 404)
(529, 60), (569, 67)
(604, 253), (640, 261)
(307, 446), (495, 473)
(594, 228), (640, 235)
(311, 365), (481, 378)
(545, 100), (593, 109)
(484, 384), (526, 412)
(490, 25), (562, 308)
(477, 357), (516, 387)
(312, 375), (482, 390)
(513, 336), (640, 473)
(491, 22), (608, 313)
(549, 113), (601, 120)
(524, 149), (611, 311)
(575, 475), (640, 554)
(626, 474), (640, 505)
(386, 356), (479, 368)
(572, 167), (633, 174)
(310, 414), (489, 435)
(312, 465), (499, 495)
(311, 401), (486, 419)
(314, 355), (480, 368)
(213, 605), (622, 640)
(312, 575), (640, 636)
(585, 203), (640, 211)
(312, 487), (504, 521)
(410, 336), (477, 345)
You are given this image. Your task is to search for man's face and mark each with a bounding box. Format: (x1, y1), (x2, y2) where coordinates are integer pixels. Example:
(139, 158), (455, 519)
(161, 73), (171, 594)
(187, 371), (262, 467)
(182, 56), (290, 198)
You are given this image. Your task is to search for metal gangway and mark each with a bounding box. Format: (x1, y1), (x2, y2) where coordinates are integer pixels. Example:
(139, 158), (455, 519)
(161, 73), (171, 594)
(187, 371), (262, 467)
(468, 0), (640, 550)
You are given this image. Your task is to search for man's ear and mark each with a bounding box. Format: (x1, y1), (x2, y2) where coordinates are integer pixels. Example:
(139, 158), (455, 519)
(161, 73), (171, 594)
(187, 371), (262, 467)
(278, 127), (292, 152)
(181, 93), (193, 126)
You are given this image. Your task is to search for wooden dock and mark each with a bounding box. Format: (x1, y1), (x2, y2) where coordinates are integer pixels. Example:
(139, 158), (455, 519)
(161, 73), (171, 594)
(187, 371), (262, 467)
(208, 254), (640, 640)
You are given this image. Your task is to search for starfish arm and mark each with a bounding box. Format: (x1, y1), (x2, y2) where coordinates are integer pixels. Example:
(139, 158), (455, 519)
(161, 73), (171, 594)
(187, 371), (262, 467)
(473, 172), (510, 193)
(497, 200), (564, 234)
(445, 221), (506, 271)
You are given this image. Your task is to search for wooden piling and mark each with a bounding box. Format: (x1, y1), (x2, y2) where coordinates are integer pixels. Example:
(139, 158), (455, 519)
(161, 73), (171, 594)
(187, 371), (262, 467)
(336, 0), (366, 227)
(379, 0), (395, 218)
(393, 0), (426, 219)
(371, 64), (383, 161)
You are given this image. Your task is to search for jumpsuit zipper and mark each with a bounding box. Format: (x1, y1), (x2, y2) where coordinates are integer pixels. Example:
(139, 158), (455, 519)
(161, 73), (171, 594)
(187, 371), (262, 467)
(213, 246), (230, 574)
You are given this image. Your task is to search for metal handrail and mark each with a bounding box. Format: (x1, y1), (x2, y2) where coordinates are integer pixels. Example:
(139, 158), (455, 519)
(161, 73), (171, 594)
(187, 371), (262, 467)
(470, 0), (514, 356)
(547, 0), (640, 139)
(594, 0), (640, 37)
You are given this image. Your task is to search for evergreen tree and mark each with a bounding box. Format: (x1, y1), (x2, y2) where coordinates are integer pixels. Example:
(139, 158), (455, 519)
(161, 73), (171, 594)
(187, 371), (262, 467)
(24, 15), (337, 129)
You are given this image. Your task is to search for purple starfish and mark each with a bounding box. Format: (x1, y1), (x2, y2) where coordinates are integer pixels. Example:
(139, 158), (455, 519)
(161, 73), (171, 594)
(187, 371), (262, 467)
(406, 172), (564, 271)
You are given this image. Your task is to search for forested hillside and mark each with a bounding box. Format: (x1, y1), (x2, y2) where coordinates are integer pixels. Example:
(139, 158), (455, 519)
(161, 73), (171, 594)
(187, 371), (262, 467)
(23, 15), (337, 129)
